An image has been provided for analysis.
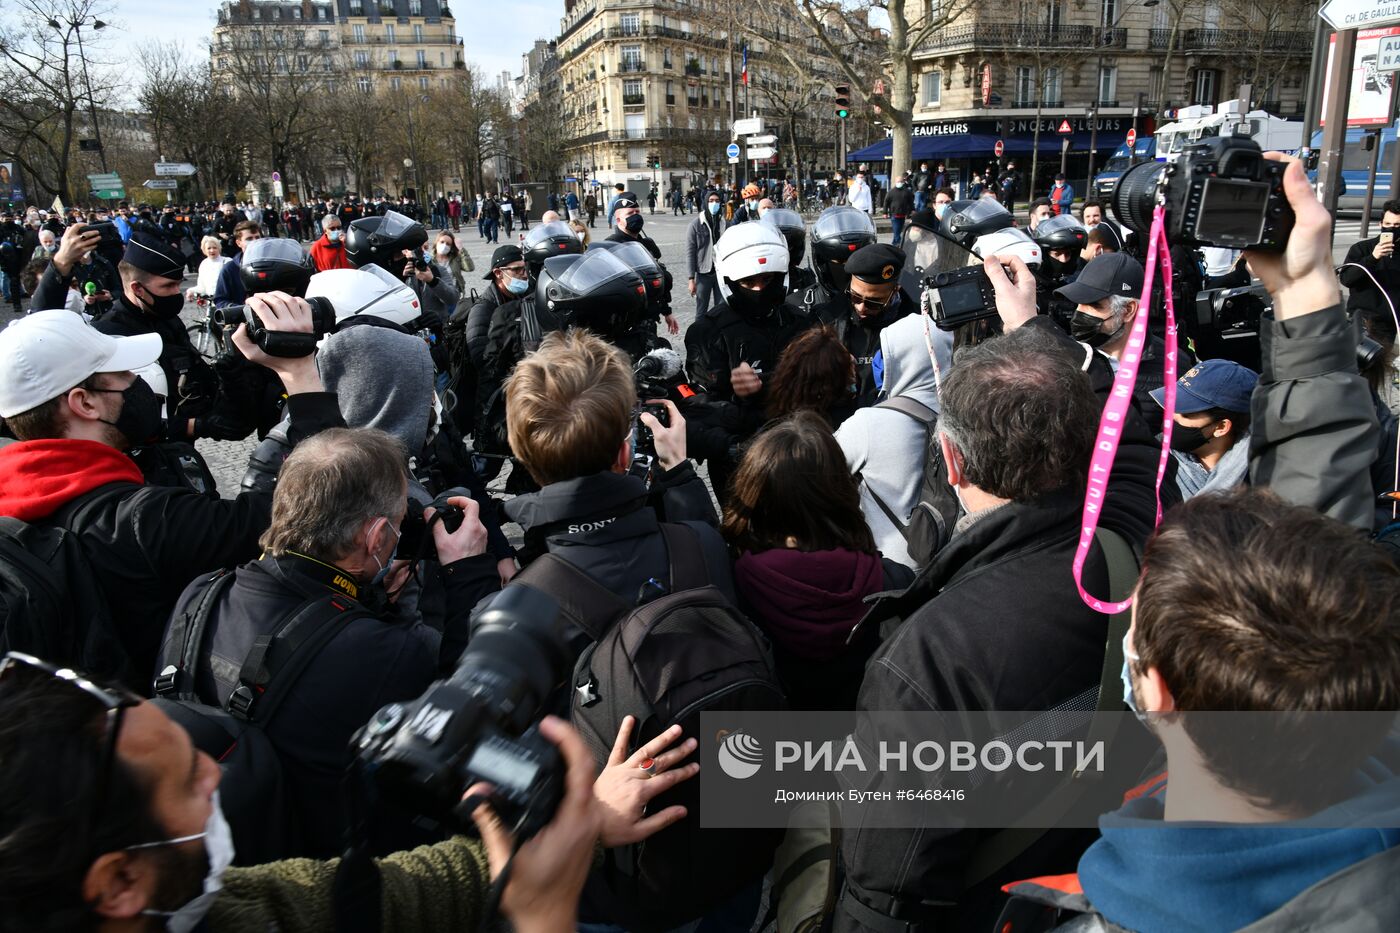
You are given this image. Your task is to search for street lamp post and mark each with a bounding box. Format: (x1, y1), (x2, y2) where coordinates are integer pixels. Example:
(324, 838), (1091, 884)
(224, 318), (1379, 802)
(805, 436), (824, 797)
(49, 16), (109, 173)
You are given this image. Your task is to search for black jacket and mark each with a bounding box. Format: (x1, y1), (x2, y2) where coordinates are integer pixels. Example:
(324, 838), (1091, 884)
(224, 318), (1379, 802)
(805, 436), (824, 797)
(835, 318), (1163, 930)
(884, 186), (915, 216)
(171, 549), (499, 858)
(684, 298), (814, 403)
(813, 289), (915, 411)
(605, 227), (663, 260)
(1340, 237), (1400, 317)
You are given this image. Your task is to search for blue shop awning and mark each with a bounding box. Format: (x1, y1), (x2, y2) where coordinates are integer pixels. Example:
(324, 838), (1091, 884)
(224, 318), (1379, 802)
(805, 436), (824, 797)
(848, 127), (1129, 162)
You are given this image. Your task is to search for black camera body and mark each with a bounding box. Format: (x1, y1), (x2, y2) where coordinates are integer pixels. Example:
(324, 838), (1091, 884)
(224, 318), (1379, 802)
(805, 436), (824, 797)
(83, 221), (125, 251)
(353, 586), (572, 839)
(927, 265), (1001, 331)
(1111, 135), (1293, 252)
(633, 401), (670, 458)
(214, 295), (337, 357)
(398, 486), (469, 562)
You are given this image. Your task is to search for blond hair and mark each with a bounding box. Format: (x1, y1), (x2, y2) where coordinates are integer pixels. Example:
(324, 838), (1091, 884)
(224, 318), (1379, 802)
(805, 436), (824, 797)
(200, 235), (221, 253)
(506, 330), (635, 485)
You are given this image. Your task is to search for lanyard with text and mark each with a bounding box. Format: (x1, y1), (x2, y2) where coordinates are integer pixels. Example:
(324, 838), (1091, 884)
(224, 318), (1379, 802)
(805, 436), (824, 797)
(1072, 203), (1179, 614)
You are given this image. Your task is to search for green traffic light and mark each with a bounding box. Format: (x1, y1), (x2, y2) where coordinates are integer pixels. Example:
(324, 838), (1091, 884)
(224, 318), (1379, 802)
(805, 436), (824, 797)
(837, 108), (849, 119)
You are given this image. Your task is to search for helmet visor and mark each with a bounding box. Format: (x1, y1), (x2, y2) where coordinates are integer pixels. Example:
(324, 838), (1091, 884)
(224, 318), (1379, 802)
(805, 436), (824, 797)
(555, 248), (635, 294)
(524, 221), (575, 249)
(376, 210), (420, 242)
(761, 208), (804, 233)
(1035, 214), (1087, 241)
(607, 240), (661, 277)
(812, 207), (876, 239)
(241, 237), (307, 266)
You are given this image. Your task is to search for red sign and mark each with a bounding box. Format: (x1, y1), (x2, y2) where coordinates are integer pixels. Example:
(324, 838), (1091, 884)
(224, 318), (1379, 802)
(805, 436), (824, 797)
(993, 139), (1005, 157)
(1057, 119), (1074, 135)
(981, 65), (992, 106)
(1125, 128), (1137, 148)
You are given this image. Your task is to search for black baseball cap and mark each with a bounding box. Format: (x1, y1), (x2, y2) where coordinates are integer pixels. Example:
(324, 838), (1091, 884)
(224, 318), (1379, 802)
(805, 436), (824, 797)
(484, 244), (524, 279)
(1054, 252), (1144, 305)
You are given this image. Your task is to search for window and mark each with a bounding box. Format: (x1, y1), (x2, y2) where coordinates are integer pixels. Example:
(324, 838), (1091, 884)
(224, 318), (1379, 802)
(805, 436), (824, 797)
(1193, 68), (1217, 105)
(664, 47), (672, 68)
(621, 12), (640, 35)
(921, 70), (941, 106)
(1043, 66), (1061, 104)
(621, 45), (643, 71)
(417, 50), (427, 67)
(440, 51), (445, 65)
(385, 24), (395, 42)
(1098, 64), (1117, 105)
(388, 47), (399, 65)
(414, 24), (423, 42)
(1101, 0), (1117, 27)
(1152, 2), (1168, 28)
(409, 0), (422, 11)
(924, 0), (941, 22)
(1149, 65), (1164, 104)
(298, 54), (310, 70)
(355, 50), (369, 66)
(624, 78), (643, 104)
(277, 54), (289, 71)
(628, 143), (647, 166)
(1046, 0), (1062, 28)
(324, 55), (333, 70)
(419, 76), (429, 89)
(1015, 66), (1034, 107)
(294, 7), (302, 19)
(319, 29), (330, 45)
(358, 76), (372, 92)
(349, 0), (363, 13)
(353, 23), (365, 41)
(666, 79), (675, 103)
(273, 29), (285, 46)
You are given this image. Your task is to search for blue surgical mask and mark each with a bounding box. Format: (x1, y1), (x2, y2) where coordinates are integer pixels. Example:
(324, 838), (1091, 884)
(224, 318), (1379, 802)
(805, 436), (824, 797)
(370, 520), (402, 588)
(708, 202), (721, 215)
(1121, 632), (1148, 722)
(506, 276), (530, 295)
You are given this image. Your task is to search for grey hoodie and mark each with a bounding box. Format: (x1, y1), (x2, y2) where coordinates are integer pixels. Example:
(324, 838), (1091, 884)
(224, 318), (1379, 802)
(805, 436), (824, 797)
(835, 312), (954, 570)
(317, 324), (435, 463)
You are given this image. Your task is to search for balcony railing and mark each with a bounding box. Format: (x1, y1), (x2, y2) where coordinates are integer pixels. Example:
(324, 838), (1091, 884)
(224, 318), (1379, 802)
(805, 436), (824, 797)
(917, 23), (1123, 54)
(570, 126), (699, 145)
(619, 59), (646, 72)
(1148, 27), (1312, 53)
(623, 93), (645, 105)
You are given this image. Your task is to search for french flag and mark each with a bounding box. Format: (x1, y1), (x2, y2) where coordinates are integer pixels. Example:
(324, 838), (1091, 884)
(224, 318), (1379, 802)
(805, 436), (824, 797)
(741, 45), (748, 86)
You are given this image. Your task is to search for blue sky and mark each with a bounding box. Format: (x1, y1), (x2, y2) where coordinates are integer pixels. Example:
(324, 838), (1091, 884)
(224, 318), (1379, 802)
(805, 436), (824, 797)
(102, 0), (557, 98)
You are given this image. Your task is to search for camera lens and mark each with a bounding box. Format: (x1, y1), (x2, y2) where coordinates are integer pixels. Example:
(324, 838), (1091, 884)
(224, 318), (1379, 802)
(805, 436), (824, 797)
(213, 305), (246, 328)
(1110, 161), (1167, 239)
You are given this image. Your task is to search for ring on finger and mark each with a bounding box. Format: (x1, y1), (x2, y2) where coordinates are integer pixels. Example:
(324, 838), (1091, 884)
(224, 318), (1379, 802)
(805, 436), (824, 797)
(639, 757), (658, 778)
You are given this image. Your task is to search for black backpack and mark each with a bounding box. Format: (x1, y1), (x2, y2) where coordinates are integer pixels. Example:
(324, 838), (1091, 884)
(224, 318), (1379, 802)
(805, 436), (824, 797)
(0, 487), (134, 685)
(153, 569), (359, 865)
(510, 524), (786, 932)
(857, 396), (961, 567)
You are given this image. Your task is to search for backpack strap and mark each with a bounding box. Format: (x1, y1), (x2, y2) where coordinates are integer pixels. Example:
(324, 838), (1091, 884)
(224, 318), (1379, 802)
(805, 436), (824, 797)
(511, 555), (630, 642)
(520, 300), (543, 349)
(659, 523), (708, 592)
(154, 570), (236, 701)
(875, 396), (936, 425)
(225, 593), (357, 723)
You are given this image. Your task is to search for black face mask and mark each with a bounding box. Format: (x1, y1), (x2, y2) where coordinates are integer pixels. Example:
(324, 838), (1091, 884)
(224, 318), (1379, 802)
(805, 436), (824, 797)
(135, 284), (185, 320)
(1069, 309), (1123, 348)
(1042, 254), (1078, 280)
(1170, 422), (1216, 453)
(94, 376), (164, 446)
(726, 279), (786, 317)
(624, 214), (644, 235)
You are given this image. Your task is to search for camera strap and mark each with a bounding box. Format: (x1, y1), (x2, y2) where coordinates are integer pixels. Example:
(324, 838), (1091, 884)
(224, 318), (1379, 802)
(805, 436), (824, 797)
(1071, 203), (1179, 614)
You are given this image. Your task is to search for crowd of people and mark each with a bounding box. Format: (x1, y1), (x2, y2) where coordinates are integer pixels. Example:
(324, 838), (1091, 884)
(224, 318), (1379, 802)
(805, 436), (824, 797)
(1, 148), (1399, 933)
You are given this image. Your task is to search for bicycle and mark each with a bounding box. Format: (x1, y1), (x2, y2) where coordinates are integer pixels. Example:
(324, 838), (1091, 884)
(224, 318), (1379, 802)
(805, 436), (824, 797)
(186, 296), (226, 359)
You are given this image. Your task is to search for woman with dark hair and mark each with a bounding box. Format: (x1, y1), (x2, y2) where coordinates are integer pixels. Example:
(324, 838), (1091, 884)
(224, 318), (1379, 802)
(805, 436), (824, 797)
(722, 411), (914, 710)
(765, 324), (856, 423)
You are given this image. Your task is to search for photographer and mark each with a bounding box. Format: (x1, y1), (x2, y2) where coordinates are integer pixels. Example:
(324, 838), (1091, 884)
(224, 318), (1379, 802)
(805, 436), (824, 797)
(1340, 199), (1400, 319)
(0, 653), (700, 933)
(0, 296), (342, 689)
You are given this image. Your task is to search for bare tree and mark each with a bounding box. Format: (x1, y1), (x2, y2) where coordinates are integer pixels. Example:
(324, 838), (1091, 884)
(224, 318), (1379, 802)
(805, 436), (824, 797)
(136, 41), (244, 200)
(0, 0), (119, 203)
(437, 66), (511, 198)
(1218, 0), (1313, 107)
(315, 57), (388, 196)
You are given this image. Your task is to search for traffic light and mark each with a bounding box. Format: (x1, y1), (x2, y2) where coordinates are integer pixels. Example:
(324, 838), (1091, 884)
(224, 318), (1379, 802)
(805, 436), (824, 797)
(835, 83), (850, 119)
(653, 155), (661, 169)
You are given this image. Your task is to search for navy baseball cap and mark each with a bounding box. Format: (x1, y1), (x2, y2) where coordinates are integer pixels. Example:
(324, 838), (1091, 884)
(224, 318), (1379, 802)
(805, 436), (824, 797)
(1054, 252), (1143, 305)
(1150, 359), (1259, 414)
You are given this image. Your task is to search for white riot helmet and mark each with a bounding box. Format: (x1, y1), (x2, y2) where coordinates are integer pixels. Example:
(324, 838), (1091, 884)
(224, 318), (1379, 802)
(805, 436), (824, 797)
(974, 227), (1042, 268)
(132, 361), (168, 410)
(304, 264), (422, 327)
(714, 221), (789, 300)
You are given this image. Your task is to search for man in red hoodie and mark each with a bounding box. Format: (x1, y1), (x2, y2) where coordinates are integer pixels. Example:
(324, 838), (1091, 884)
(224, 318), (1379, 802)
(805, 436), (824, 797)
(0, 296), (344, 689)
(308, 213), (351, 272)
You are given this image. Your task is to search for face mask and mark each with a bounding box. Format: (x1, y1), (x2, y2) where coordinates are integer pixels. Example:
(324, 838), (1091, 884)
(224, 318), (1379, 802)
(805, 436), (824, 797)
(132, 790), (235, 933)
(95, 376), (163, 445)
(326, 229), (341, 241)
(137, 285), (186, 320)
(1070, 308), (1124, 349)
(575, 231), (587, 242)
(370, 520), (402, 588)
(708, 202), (721, 215)
(505, 275), (530, 295)
(1120, 633), (1149, 723)
(1169, 422), (1214, 453)
(726, 278), (785, 317)
(1042, 254), (1076, 279)
(624, 214), (644, 234)
(933, 202), (950, 220)
(44, 243), (57, 253)
(757, 206), (769, 218)
(437, 242), (451, 255)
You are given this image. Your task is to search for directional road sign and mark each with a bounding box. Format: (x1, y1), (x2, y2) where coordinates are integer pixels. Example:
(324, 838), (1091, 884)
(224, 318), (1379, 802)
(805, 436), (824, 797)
(747, 146), (777, 160)
(89, 188), (125, 200)
(1380, 34), (1400, 70)
(747, 134), (778, 146)
(1321, 0), (1400, 30)
(733, 117), (764, 136)
(87, 173), (122, 186)
(143, 179), (179, 190)
(726, 142), (742, 159)
(154, 161), (198, 177)
(993, 139), (1005, 157)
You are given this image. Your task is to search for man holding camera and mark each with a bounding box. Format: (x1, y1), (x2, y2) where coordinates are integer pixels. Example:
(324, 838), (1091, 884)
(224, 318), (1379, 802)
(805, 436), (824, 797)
(1340, 199), (1400, 320)
(0, 295), (342, 688)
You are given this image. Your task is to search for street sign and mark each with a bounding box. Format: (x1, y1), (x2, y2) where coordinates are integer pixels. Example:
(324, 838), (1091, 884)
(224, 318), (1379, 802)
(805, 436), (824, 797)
(271, 170), (282, 182)
(1321, 0), (1400, 30)
(873, 78), (885, 96)
(89, 188), (124, 200)
(273, 180), (284, 197)
(143, 179), (178, 190)
(993, 139), (1005, 157)
(1322, 26), (1400, 125)
(154, 162), (197, 177)
(1126, 127), (1138, 147)
(747, 146), (777, 160)
(1380, 34), (1400, 70)
(87, 173), (121, 185)
(565, 176), (578, 183)
(726, 142), (742, 159)
(733, 117), (764, 136)
(728, 157), (741, 165)
(747, 134), (778, 146)
(1056, 119), (1074, 135)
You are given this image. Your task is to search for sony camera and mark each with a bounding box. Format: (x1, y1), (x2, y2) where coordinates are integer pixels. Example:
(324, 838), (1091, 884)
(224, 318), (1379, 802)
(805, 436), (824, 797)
(926, 265), (1001, 331)
(1110, 135), (1293, 251)
(353, 585), (574, 839)
(397, 486), (469, 563)
(214, 295), (337, 357)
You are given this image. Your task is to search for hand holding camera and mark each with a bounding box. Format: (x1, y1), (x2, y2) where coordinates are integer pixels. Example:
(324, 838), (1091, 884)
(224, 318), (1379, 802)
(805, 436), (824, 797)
(981, 255), (1038, 332)
(229, 291), (324, 393)
(1243, 154), (1340, 322)
(429, 495), (488, 565)
(53, 223), (104, 276)
(639, 398), (686, 471)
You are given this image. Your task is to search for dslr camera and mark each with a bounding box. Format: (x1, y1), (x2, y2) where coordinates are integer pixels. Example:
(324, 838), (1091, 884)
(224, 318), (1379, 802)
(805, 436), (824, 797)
(926, 265), (1001, 332)
(354, 586), (574, 839)
(397, 486), (469, 562)
(1110, 135), (1293, 251)
(214, 296), (337, 357)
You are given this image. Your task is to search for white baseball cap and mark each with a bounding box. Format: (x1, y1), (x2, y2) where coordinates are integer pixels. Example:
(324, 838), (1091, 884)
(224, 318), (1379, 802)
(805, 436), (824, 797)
(0, 311), (162, 418)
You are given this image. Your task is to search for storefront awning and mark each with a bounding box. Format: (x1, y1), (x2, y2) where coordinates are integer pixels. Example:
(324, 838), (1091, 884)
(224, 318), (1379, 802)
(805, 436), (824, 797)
(847, 126), (1130, 162)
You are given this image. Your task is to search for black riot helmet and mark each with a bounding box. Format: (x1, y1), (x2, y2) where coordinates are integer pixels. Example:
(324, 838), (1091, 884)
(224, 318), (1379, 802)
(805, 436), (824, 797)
(522, 221), (585, 279)
(590, 239), (670, 318)
(810, 206), (877, 291)
(344, 209), (427, 271)
(537, 249), (645, 339)
(942, 199), (1013, 252)
(761, 208), (807, 269)
(1031, 213), (1089, 252)
(239, 237), (316, 297)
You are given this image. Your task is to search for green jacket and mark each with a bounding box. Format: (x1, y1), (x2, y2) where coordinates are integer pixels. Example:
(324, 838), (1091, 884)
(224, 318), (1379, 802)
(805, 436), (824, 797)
(211, 836), (491, 932)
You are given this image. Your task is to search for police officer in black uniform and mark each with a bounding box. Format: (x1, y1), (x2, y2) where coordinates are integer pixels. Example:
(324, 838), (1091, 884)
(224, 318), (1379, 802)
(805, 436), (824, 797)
(786, 205), (877, 313)
(810, 243), (915, 412)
